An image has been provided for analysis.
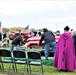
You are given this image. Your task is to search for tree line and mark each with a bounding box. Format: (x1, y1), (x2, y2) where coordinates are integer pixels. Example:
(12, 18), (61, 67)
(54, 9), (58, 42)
(2, 27), (44, 32)
(2, 27), (61, 36)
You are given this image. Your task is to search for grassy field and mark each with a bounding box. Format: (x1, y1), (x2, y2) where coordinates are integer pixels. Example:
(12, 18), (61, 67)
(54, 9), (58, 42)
(0, 43), (76, 75)
(0, 64), (76, 75)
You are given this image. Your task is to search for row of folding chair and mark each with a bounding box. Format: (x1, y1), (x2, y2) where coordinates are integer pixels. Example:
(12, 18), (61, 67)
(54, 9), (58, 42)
(0, 49), (44, 75)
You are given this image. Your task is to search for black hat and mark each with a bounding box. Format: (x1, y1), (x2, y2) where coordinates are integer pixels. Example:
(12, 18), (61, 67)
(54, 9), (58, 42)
(64, 26), (70, 31)
(43, 28), (48, 32)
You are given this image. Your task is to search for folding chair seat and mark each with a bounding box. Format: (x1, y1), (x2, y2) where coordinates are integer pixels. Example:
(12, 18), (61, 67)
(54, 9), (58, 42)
(0, 49), (14, 74)
(27, 51), (44, 75)
(12, 50), (28, 75)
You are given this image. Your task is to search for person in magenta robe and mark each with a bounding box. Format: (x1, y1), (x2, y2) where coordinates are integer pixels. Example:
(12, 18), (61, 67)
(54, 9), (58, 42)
(54, 26), (76, 71)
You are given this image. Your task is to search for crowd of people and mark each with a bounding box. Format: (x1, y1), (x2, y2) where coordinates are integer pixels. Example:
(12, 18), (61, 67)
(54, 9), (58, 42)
(39, 26), (76, 72)
(1, 26), (76, 72)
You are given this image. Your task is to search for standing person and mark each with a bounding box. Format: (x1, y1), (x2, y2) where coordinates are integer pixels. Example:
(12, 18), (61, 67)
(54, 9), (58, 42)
(39, 28), (56, 60)
(70, 29), (75, 48)
(70, 29), (75, 36)
(0, 33), (2, 41)
(38, 31), (41, 36)
(3, 32), (6, 39)
(10, 34), (25, 51)
(54, 26), (76, 71)
(18, 30), (21, 35)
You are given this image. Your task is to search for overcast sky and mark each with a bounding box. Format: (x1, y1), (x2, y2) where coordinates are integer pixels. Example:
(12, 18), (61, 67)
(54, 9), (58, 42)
(0, 0), (76, 32)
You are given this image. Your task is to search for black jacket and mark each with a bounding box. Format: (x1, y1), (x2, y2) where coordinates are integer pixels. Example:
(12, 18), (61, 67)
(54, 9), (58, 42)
(12, 35), (25, 46)
(39, 31), (55, 45)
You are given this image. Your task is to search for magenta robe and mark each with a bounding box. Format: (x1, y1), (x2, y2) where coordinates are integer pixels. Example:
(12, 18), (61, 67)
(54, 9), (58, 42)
(54, 32), (76, 71)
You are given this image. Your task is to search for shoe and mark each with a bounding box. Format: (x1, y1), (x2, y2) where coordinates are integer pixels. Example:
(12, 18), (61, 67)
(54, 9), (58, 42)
(60, 69), (68, 72)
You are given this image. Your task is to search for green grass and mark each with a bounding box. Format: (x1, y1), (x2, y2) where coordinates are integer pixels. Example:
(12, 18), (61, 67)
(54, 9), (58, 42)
(0, 64), (76, 75)
(0, 43), (76, 75)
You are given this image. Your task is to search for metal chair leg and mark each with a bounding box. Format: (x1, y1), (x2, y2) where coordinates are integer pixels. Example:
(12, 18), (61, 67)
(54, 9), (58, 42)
(1, 62), (4, 71)
(14, 63), (17, 72)
(0, 64), (2, 71)
(41, 65), (44, 75)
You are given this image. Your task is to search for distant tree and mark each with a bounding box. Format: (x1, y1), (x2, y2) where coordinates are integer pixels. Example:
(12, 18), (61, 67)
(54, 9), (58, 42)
(9, 27), (24, 32)
(30, 28), (35, 32)
(37, 29), (42, 32)
(2, 27), (9, 32)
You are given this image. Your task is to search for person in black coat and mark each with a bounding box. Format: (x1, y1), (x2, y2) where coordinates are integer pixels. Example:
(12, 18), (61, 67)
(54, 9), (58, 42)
(10, 34), (25, 51)
(3, 32), (6, 39)
(39, 28), (56, 60)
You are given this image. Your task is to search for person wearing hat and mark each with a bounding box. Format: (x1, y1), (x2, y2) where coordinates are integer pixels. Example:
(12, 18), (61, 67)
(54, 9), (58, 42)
(54, 26), (76, 71)
(39, 28), (56, 60)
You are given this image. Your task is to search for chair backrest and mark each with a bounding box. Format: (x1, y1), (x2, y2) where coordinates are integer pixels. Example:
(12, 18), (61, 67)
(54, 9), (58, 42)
(27, 52), (41, 59)
(13, 50), (26, 58)
(0, 49), (11, 57)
